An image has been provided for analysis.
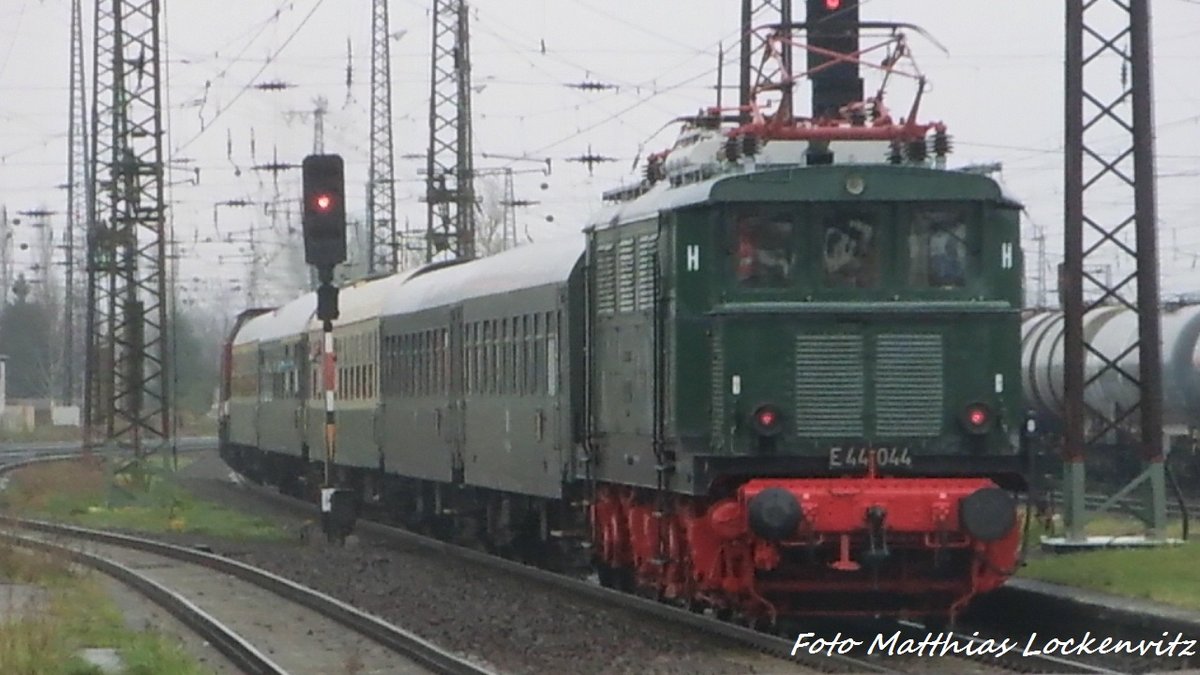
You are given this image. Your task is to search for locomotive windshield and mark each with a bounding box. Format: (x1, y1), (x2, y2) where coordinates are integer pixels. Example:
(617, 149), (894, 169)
(822, 214), (880, 288)
(908, 208), (971, 288)
(734, 211), (794, 287)
(729, 203), (979, 292)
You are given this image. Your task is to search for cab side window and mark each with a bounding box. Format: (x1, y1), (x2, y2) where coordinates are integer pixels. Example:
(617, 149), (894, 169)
(822, 215), (879, 288)
(734, 212), (794, 288)
(909, 210), (970, 288)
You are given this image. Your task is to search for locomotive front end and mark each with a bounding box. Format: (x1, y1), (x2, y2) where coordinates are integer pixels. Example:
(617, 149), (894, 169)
(683, 166), (1026, 620)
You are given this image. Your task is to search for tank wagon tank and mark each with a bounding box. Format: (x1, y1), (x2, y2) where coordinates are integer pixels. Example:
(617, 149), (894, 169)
(1022, 305), (1200, 432)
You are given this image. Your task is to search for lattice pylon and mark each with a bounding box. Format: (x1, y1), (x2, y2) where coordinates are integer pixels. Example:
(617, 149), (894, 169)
(739, 0), (793, 121)
(368, 0), (398, 275)
(425, 0), (475, 262)
(85, 0), (170, 454)
(64, 0), (89, 405)
(1062, 0), (1165, 539)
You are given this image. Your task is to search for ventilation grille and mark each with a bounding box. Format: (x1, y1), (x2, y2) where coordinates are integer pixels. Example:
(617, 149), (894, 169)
(635, 235), (657, 310)
(711, 327), (725, 445)
(595, 244), (615, 315)
(876, 334), (944, 436)
(794, 335), (864, 437)
(617, 238), (636, 313)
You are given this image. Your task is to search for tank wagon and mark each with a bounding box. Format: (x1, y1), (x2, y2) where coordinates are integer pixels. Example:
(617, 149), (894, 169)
(221, 22), (1026, 622)
(1023, 305), (1200, 434)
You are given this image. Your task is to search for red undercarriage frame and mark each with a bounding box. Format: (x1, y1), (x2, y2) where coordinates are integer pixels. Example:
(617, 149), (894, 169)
(591, 475), (1020, 621)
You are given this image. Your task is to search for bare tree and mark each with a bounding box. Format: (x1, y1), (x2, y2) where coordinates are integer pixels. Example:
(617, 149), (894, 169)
(474, 176), (508, 257)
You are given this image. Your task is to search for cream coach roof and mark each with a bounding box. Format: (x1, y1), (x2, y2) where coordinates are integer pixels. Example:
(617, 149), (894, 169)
(309, 269), (416, 332)
(381, 235), (584, 317)
(231, 292), (317, 347)
(233, 235), (584, 344)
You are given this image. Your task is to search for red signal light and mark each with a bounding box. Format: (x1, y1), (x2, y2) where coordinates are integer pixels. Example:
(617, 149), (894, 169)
(313, 193), (334, 213)
(824, 0), (841, 9)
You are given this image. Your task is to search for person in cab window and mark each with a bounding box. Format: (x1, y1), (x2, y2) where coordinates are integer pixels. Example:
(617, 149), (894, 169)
(824, 218), (877, 288)
(927, 224), (967, 287)
(930, 238), (965, 286)
(736, 215), (793, 287)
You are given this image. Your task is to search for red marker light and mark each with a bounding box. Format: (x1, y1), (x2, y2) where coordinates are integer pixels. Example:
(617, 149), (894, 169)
(961, 403), (993, 435)
(751, 404), (784, 437)
(314, 194), (334, 212)
(824, 0), (841, 9)
(758, 409), (777, 428)
(968, 408), (987, 427)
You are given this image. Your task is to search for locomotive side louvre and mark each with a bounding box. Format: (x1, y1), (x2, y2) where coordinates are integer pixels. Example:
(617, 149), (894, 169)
(586, 216), (667, 489)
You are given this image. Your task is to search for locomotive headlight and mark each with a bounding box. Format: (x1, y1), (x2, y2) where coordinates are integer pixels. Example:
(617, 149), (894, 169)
(960, 402), (994, 435)
(845, 174), (865, 195)
(750, 404), (784, 437)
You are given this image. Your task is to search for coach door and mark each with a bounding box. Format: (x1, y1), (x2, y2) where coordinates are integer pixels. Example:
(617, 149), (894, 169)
(448, 308), (465, 483)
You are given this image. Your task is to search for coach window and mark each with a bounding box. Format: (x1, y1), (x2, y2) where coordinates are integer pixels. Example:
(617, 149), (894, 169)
(733, 209), (794, 288)
(513, 317), (521, 394)
(407, 333), (415, 396)
(424, 331), (432, 396)
(398, 335), (407, 395)
(497, 319), (506, 395)
(521, 315), (530, 396)
(909, 208), (971, 288)
(416, 332), (423, 396)
(822, 212), (880, 289)
(475, 323), (483, 395)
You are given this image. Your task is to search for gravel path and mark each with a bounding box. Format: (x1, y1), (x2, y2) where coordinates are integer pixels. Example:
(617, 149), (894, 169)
(156, 450), (805, 675)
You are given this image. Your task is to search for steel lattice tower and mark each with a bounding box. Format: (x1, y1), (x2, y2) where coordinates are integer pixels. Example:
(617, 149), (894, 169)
(425, 0), (475, 262)
(64, 0), (89, 405)
(1061, 0), (1165, 540)
(85, 0), (171, 454)
(739, 0), (792, 121)
(368, 0), (398, 274)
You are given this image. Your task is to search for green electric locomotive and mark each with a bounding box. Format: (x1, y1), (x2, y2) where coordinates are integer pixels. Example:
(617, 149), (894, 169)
(585, 23), (1025, 621)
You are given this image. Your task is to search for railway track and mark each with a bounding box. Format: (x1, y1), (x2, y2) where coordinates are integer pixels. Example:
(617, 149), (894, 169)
(223, 472), (899, 674)
(0, 452), (492, 675)
(1, 448), (1169, 673)
(226, 467), (1146, 674)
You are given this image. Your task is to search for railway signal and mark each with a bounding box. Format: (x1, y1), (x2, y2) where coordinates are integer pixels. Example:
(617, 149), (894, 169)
(806, 0), (863, 118)
(300, 152), (354, 543)
(302, 154), (347, 268)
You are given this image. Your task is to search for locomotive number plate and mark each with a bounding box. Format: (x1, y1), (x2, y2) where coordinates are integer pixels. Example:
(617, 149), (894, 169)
(828, 446), (912, 469)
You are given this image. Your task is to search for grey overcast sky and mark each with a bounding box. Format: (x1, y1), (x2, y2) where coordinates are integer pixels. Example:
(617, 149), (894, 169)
(2, 1), (1199, 312)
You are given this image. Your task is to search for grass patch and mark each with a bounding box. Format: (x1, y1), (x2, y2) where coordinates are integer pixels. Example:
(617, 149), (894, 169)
(1021, 542), (1200, 610)
(1018, 510), (1199, 610)
(0, 545), (209, 674)
(1, 459), (287, 541)
(0, 426), (83, 444)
